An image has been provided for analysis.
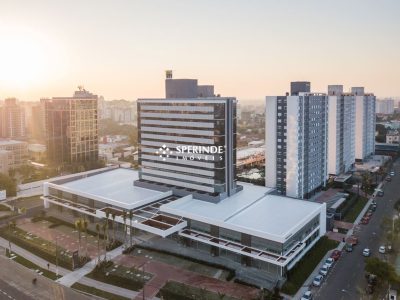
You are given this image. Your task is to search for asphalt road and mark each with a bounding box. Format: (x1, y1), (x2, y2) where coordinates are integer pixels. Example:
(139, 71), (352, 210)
(0, 279), (34, 300)
(314, 159), (400, 300)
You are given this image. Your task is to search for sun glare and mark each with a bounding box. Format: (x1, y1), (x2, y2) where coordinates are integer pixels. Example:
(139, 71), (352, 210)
(0, 29), (56, 89)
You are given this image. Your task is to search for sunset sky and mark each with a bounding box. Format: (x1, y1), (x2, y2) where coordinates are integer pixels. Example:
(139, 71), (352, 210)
(0, 0), (399, 102)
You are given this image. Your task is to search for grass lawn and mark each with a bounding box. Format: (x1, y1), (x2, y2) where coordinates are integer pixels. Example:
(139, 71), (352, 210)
(71, 282), (130, 300)
(9, 195), (43, 209)
(7, 250), (58, 280)
(342, 196), (369, 223)
(0, 226), (73, 270)
(281, 237), (339, 295)
(159, 281), (241, 300)
(0, 204), (11, 211)
(133, 248), (230, 280)
(86, 261), (151, 292)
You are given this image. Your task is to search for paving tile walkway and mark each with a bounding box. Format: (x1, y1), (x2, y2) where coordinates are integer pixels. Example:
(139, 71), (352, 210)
(114, 254), (260, 300)
(56, 244), (124, 287)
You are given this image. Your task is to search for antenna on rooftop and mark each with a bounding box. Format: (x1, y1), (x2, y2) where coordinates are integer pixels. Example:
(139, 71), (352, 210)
(165, 70), (173, 79)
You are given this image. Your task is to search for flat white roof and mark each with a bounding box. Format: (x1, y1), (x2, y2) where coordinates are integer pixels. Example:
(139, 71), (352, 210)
(56, 168), (170, 209)
(161, 182), (324, 243)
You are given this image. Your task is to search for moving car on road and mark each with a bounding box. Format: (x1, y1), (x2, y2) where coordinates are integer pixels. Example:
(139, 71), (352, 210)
(313, 275), (324, 287)
(363, 248), (371, 257)
(379, 246), (386, 254)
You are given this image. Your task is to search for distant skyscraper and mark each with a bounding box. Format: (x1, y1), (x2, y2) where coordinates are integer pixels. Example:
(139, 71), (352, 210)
(290, 81), (311, 96)
(44, 88), (99, 164)
(266, 85), (328, 199)
(0, 98), (26, 139)
(327, 85), (355, 175)
(376, 99), (394, 114)
(352, 87), (376, 161)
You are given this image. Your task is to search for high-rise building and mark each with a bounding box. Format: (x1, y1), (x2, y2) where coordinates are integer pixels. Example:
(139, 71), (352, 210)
(0, 98), (26, 139)
(0, 139), (28, 169)
(376, 99), (394, 115)
(30, 99), (46, 142)
(290, 81), (311, 96)
(327, 85), (356, 176)
(266, 84), (328, 199)
(44, 88), (99, 164)
(352, 87), (376, 161)
(134, 97), (242, 202)
(0, 150), (12, 174)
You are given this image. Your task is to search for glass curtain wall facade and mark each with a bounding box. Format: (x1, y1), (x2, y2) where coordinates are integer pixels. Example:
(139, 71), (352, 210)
(134, 98), (242, 202)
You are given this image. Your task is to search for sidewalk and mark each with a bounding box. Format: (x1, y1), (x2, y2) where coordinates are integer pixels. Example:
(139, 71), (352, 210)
(292, 185), (380, 300)
(0, 236), (69, 276)
(0, 236), (133, 298)
(56, 244), (125, 287)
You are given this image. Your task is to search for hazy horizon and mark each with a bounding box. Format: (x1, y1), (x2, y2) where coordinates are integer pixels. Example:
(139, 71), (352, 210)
(0, 0), (399, 101)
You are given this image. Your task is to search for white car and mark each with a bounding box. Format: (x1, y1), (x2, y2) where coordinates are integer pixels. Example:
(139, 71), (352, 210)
(313, 275), (324, 287)
(301, 290), (313, 300)
(390, 171), (395, 176)
(363, 248), (371, 257)
(379, 246), (386, 254)
(319, 264), (329, 276)
(325, 257), (334, 269)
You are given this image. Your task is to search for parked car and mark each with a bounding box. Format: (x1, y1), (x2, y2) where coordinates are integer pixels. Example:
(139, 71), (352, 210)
(301, 290), (313, 300)
(313, 275), (324, 287)
(331, 250), (342, 261)
(325, 257), (334, 268)
(319, 264), (329, 276)
(369, 204), (376, 211)
(345, 243), (353, 252)
(371, 200), (377, 205)
(376, 189), (384, 197)
(379, 246), (386, 254)
(365, 211), (373, 218)
(361, 217), (369, 225)
(363, 248), (371, 257)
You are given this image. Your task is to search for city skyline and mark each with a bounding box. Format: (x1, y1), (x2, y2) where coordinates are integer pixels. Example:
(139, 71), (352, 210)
(1, 0), (400, 101)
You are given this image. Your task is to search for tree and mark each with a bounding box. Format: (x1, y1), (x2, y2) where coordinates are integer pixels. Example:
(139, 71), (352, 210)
(122, 211), (127, 248)
(365, 257), (399, 285)
(361, 173), (372, 193)
(105, 209), (110, 246)
(82, 217), (89, 258)
(129, 210), (133, 247)
(95, 223), (101, 265)
(74, 219), (83, 256)
(394, 199), (400, 214)
(101, 222), (107, 261)
(111, 213), (116, 244)
(0, 173), (17, 197)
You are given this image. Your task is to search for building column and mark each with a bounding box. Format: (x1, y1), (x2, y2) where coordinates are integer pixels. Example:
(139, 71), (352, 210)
(210, 225), (220, 257)
(241, 233), (251, 266)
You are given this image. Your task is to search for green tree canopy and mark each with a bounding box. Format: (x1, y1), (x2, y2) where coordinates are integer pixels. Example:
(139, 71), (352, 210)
(0, 173), (17, 197)
(365, 257), (399, 284)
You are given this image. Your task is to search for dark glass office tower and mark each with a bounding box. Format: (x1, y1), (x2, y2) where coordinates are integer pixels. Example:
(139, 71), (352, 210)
(134, 97), (242, 202)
